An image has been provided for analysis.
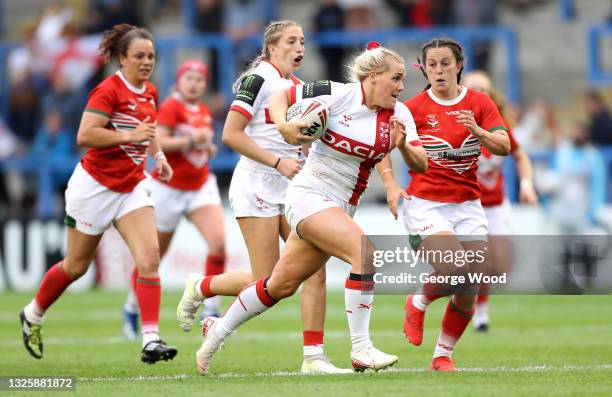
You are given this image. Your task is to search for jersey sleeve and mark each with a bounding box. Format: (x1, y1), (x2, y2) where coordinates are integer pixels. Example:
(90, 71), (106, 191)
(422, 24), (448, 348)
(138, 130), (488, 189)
(156, 98), (179, 130)
(507, 125), (520, 152)
(478, 94), (506, 133)
(84, 82), (116, 118)
(230, 73), (266, 121)
(289, 80), (348, 109)
(394, 102), (421, 146)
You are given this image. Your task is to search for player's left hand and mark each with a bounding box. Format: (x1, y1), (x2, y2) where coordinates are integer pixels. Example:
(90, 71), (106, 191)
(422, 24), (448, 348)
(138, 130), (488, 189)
(386, 183), (410, 220)
(157, 158), (173, 182)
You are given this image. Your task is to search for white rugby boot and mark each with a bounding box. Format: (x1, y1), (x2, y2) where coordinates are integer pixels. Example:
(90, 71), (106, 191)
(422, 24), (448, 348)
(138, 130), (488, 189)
(176, 273), (204, 332)
(301, 355), (353, 374)
(351, 345), (398, 372)
(195, 316), (225, 375)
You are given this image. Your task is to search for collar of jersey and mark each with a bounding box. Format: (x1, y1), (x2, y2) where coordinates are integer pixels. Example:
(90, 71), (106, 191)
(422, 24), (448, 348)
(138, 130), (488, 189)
(263, 59), (292, 80)
(426, 85), (467, 106)
(116, 70), (146, 94)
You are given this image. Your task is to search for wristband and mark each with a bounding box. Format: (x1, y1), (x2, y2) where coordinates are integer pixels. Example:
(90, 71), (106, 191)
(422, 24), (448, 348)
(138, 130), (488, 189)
(520, 179), (533, 189)
(381, 168), (393, 176)
(273, 157), (281, 169)
(154, 151), (166, 161)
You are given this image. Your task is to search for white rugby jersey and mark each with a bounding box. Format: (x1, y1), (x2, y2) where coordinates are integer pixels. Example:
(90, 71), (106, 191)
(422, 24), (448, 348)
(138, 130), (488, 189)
(289, 80), (421, 206)
(230, 60), (302, 174)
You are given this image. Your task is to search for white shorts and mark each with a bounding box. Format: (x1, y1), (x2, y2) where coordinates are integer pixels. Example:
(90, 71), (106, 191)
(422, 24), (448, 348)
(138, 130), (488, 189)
(483, 199), (511, 235)
(401, 196), (488, 249)
(228, 166), (289, 218)
(285, 174), (356, 236)
(151, 174), (222, 232)
(65, 162), (154, 236)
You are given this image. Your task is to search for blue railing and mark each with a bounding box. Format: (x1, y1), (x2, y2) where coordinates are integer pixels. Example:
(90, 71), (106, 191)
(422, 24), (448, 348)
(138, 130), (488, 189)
(559, 0), (575, 22)
(587, 24), (612, 86)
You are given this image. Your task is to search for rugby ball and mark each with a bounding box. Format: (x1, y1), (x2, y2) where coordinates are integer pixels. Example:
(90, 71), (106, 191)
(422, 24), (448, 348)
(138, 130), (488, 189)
(286, 98), (330, 140)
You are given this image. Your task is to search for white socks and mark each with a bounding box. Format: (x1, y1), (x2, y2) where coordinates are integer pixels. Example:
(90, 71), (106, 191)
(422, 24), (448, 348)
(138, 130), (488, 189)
(344, 285), (373, 353)
(412, 294), (430, 311)
(24, 300), (44, 325)
(215, 279), (276, 339)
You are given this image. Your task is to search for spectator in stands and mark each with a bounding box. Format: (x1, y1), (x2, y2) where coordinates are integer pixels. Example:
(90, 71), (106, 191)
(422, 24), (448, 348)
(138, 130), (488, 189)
(29, 108), (77, 215)
(7, 27), (47, 145)
(452, 0), (498, 71)
(536, 121), (607, 292)
(30, 108), (75, 167)
(338, 0), (378, 30)
(33, 0), (76, 48)
(224, 0), (268, 69)
(385, 0), (453, 27)
(195, 0), (224, 93)
(313, 0), (346, 82)
(41, 74), (87, 135)
(537, 121), (606, 233)
(0, 117), (22, 215)
(584, 90), (612, 146)
(86, 0), (144, 34)
(513, 98), (559, 150)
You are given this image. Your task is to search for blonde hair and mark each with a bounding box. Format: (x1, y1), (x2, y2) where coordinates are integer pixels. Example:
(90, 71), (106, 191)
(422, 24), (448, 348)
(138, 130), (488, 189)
(347, 46), (404, 83)
(232, 20), (302, 93)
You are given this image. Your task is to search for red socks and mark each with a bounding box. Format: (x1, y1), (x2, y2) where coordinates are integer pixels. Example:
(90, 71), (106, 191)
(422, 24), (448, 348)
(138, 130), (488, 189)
(136, 275), (161, 334)
(434, 300), (474, 358)
(200, 275), (215, 298)
(205, 253), (225, 276)
(34, 261), (74, 311)
(303, 330), (324, 346)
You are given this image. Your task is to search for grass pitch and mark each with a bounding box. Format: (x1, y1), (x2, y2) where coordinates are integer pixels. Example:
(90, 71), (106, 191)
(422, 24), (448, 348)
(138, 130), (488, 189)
(1, 291), (611, 396)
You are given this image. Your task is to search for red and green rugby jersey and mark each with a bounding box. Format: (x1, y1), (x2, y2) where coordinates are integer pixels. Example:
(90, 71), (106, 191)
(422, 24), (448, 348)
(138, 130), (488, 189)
(81, 71), (159, 192)
(404, 87), (506, 203)
(152, 93), (213, 191)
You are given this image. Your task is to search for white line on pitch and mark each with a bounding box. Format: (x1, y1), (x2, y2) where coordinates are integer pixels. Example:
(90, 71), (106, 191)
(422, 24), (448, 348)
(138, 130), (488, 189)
(78, 364), (612, 382)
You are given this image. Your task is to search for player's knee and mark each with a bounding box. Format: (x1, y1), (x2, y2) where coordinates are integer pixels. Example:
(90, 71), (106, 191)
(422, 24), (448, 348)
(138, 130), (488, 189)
(135, 249), (160, 275)
(62, 259), (90, 279)
(269, 278), (299, 300)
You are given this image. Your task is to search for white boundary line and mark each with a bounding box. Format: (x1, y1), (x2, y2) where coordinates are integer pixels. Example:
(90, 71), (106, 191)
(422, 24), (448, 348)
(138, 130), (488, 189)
(79, 364), (612, 382)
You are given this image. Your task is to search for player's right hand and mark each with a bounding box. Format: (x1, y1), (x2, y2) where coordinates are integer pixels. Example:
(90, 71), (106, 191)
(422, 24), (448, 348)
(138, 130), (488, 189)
(278, 121), (316, 145)
(129, 116), (156, 143)
(277, 157), (304, 179)
(386, 183), (410, 220)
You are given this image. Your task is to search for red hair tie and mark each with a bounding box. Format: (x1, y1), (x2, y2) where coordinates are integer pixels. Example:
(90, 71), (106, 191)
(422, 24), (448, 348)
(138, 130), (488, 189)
(367, 41), (381, 50)
(411, 62), (423, 70)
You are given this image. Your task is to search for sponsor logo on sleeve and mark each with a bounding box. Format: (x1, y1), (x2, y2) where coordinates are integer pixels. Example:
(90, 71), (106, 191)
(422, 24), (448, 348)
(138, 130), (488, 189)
(303, 80), (332, 98)
(235, 74), (265, 106)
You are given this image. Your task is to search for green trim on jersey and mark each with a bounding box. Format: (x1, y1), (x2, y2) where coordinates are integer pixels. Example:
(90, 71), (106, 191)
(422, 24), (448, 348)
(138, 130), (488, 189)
(136, 278), (161, 285)
(409, 234), (423, 251)
(84, 108), (110, 118)
(487, 126), (507, 133)
(64, 215), (76, 228)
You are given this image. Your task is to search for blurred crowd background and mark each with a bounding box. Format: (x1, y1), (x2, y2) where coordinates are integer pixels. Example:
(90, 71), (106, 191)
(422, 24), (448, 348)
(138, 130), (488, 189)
(0, 0), (611, 234)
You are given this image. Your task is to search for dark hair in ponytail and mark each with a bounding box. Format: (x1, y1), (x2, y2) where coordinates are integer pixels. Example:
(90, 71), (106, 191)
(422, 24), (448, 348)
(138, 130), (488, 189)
(99, 23), (154, 64)
(416, 37), (465, 91)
